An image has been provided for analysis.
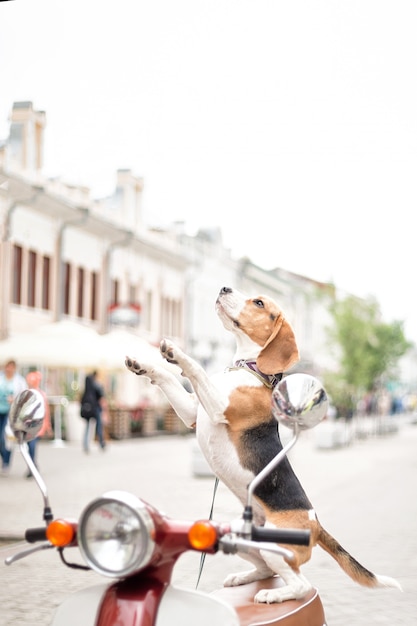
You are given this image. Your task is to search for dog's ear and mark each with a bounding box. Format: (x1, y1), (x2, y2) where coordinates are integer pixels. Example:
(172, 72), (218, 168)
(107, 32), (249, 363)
(256, 316), (299, 374)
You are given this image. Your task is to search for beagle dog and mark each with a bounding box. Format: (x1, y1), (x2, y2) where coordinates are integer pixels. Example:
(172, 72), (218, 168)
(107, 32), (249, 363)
(125, 286), (401, 603)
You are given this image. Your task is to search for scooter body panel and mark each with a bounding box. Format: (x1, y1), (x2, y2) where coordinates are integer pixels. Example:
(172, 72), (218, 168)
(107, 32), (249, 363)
(156, 585), (240, 626)
(50, 581), (240, 626)
(51, 583), (110, 626)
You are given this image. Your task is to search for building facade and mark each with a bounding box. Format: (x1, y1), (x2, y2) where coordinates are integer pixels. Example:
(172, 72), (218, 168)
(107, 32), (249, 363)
(0, 101), (337, 416)
(0, 102), (187, 347)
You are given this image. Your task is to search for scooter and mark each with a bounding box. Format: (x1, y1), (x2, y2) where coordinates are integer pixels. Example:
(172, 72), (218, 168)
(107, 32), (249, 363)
(5, 374), (328, 626)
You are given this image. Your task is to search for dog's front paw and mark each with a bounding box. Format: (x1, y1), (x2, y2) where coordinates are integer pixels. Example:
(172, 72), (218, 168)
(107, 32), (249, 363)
(224, 569), (268, 587)
(254, 577), (312, 604)
(255, 588), (287, 604)
(160, 339), (180, 364)
(125, 356), (152, 377)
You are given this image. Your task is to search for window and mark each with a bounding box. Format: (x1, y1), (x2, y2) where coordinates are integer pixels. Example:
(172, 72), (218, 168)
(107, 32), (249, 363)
(28, 249), (37, 307)
(161, 296), (171, 336)
(12, 244), (23, 305)
(77, 267), (84, 318)
(129, 283), (137, 305)
(144, 290), (152, 331)
(90, 271), (98, 321)
(111, 278), (119, 307)
(41, 256), (50, 310)
(64, 262), (71, 315)
(159, 297), (181, 338)
(173, 299), (182, 337)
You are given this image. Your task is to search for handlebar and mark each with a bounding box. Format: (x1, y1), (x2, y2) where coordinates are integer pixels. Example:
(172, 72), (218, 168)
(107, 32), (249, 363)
(22, 521), (311, 549)
(25, 527), (47, 543)
(218, 525), (310, 563)
(252, 527), (310, 546)
(219, 536), (296, 562)
(8, 508), (311, 572)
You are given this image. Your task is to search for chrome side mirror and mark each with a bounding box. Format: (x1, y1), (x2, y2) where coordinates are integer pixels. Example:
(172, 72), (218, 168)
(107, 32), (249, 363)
(9, 390), (52, 523)
(245, 374), (328, 521)
(9, 389), (45, 443)
(271, 373), (328, 431)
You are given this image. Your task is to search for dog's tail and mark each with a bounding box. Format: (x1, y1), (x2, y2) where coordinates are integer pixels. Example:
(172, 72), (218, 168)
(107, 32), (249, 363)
(317, 525), (402, 590)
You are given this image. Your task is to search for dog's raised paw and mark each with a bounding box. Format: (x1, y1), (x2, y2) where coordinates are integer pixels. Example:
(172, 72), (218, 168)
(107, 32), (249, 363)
(160, 339), (178, 364)
(125, 356), (148, 376)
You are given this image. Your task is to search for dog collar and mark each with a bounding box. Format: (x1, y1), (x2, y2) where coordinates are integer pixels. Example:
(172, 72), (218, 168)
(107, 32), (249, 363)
(227, 359), (282, 389)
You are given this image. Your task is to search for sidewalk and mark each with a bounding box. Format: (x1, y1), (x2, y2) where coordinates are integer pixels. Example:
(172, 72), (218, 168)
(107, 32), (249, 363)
(1, 418), (417, 625)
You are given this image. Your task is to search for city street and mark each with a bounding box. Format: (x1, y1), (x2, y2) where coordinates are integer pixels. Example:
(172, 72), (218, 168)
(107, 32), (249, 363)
(1, 416), (416, 625)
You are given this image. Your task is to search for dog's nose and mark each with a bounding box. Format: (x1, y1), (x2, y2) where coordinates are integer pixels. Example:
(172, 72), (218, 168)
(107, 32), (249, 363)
(219, 286), (233, 295)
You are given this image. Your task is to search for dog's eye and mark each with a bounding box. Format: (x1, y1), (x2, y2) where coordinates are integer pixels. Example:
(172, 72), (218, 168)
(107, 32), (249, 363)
(253, 299), (264, 308)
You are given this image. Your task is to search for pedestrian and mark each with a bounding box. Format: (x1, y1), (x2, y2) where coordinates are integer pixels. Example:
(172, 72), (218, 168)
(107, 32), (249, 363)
(25, 371), (52, 478)
(0, 359), (27, 474)
(80, 370), (106, 452)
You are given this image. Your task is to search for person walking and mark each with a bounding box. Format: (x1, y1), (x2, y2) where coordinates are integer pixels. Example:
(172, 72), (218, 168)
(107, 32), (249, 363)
(0, 359), (27, 474)
(80, 371), (106, 453)
(25, 371), (52, 478)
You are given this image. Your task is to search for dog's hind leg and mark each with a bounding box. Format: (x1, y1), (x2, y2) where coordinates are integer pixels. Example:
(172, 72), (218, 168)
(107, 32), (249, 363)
(160, 339), (229, 424)
(125, 356), (198, 428)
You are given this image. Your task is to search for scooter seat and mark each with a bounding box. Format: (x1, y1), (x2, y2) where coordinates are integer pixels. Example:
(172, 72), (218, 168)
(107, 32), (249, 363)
(211, 576), (326, 626)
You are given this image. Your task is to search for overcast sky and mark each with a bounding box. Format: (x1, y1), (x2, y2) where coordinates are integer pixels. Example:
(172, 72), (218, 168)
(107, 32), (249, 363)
(1, 0), (417, 341)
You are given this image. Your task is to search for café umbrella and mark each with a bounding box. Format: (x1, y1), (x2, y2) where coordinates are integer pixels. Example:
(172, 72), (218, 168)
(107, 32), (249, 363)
(0, 321), (103, 369)
(0, 322), (175, 372)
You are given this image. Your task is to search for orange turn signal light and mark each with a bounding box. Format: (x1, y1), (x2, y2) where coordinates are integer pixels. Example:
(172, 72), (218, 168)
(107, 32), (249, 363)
(188, 520), (218, 550)
(46, 519), (75, 547)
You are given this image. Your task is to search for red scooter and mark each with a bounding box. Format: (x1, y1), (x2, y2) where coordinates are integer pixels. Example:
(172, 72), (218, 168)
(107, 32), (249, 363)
(5, 374), (328, 626)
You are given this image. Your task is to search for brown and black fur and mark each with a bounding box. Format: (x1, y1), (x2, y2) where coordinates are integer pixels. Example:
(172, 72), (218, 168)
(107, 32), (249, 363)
(126, 286), (402, 600)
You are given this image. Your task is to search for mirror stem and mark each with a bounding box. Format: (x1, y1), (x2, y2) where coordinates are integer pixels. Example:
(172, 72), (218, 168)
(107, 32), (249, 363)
(245, 424), (300, 519)
(19, 441), (53, 524)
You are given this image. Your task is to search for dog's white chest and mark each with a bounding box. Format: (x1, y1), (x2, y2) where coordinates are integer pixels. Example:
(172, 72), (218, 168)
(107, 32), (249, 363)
(194, 368), (262, 505)
(196, 416), (254, 503)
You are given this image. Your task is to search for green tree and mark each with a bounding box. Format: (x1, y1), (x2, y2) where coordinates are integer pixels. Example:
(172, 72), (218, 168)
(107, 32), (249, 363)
(324, 295), (411, 415)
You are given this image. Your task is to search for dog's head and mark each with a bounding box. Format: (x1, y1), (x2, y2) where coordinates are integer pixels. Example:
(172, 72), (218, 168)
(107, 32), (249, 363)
(216, 287), (299, 374)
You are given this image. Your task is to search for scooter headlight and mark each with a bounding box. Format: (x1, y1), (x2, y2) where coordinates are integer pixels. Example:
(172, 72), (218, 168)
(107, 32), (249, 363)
(77, 491), (155, 578)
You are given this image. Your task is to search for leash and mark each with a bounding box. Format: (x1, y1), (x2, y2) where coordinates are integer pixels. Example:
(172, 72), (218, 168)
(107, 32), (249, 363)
(226, 360), (282, 389)
(195, 475), (219, 589)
